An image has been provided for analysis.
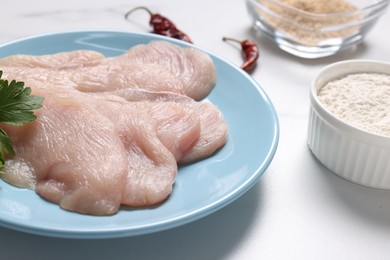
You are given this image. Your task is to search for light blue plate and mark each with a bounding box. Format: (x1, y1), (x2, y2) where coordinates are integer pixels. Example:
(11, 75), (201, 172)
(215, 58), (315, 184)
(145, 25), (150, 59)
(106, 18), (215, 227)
(0, 31), (279, 239)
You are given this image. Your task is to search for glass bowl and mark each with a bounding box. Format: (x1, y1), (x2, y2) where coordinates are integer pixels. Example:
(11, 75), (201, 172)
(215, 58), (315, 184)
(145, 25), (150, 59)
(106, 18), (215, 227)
(246, 0), (389, 58)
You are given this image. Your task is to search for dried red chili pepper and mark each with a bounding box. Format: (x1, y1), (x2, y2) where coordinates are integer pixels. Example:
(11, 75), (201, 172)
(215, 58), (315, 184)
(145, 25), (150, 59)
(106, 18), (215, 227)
(222, 37), (259, 72)
(125, 6), (193, 43)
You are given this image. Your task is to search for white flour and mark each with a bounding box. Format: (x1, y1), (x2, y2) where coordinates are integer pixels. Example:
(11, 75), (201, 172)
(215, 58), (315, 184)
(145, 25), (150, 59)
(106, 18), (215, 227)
(318, 73), (390, 137)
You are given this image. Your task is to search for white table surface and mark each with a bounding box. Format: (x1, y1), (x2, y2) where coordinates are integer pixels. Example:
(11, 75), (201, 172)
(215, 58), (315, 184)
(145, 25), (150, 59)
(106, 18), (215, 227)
(1, 1), (390, 259)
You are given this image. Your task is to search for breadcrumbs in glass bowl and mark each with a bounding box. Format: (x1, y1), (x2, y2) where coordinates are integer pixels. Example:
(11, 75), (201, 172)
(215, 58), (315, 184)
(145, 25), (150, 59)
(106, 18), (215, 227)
(246, 0), (389, 58)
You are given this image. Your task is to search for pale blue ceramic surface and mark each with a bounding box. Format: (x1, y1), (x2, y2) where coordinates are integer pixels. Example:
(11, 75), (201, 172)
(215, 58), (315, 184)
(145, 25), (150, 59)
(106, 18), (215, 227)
(0, 31), (279, 239)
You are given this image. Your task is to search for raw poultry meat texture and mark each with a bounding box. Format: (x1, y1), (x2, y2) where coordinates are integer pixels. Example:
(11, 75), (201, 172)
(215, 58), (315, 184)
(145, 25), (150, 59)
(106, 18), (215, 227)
(0, 41), (228, 216)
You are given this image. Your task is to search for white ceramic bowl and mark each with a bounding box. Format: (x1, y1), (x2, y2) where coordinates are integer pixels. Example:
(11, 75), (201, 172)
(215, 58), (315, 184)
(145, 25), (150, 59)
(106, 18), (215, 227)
(308, 60), (390, 189)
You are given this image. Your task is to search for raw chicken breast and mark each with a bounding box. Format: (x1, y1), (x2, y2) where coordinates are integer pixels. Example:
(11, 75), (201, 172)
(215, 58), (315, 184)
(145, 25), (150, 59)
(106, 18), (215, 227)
(2, 91), (129, 215)
(1, 58), (225, 165)
(114, 41), (216, 100)
(2, 89), (198, 213)
(1, 87), (213, 213)
(128, 101), (202, 162)
(0, 50), (104, 69)
(0, 41), (227, 215)
(122, 99), (227, 164)
(0, 40), (217, 100)
(179, 101), (228, 164)
(2, 62), (185, 95)
(71, 63), (184, 94)
(91, 99), (201, 205)
(119, 120), (178, 206)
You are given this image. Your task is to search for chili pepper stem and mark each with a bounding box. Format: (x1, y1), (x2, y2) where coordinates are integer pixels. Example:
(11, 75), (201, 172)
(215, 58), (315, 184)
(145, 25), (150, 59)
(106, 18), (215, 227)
(125, 6), (153, 20)
(222, 37), (243, 44)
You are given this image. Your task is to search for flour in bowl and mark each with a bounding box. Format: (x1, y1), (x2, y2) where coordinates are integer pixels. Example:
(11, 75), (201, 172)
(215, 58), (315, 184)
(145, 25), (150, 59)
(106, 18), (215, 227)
(318, 73), (390, 137)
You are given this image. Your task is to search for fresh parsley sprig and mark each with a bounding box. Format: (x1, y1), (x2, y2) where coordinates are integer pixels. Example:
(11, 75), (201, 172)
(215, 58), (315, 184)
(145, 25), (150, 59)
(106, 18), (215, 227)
(0, 70), (44, 173)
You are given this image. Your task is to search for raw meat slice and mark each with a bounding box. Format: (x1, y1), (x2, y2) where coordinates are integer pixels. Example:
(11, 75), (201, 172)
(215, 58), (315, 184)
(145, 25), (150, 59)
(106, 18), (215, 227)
(2, 91), (129, 215)
(179, 102), (228, 163)
(0, 50), (104, 69)
(1, 62), (185, 95)
(0, 40), (217, 100)
(90, 99), (201, 205)
(0, 42), (227, 215)
(1, 59), (226, 164)
(124, 101), (202, 162)
(119, 120), (178, 206)
(2, 62), (226, 164)
(115, 99), (227, 164)
(70, 63), (184, 94)
(147, 103), (201, 162)
(92, 92), (227, 163)
(1, 87), (208, 213)
(113, 41), (216, 100)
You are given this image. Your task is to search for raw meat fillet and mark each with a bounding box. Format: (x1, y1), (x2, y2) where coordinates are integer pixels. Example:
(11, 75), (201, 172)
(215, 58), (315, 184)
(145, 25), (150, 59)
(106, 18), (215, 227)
(0, 50), (104, 69)
(119, 98), (227, 164)
(113, 41), (216, 100)
(2, 62), (185, 95)
(0, 41), (217, 100)
(118, 120), (178, 206)
(71, 63), (184, 94)
(1, 89), (198, 213)
(90, 98), (202, 205)
(1, 91), (129, 215)
(0, 42), (227, 215)
(2, 65), (226, 164)
(179, 102), (228, 164)
(1, 87), (219, 213)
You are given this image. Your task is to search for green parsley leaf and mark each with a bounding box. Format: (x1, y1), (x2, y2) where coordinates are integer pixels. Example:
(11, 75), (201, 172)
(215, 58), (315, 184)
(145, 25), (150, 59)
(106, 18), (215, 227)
(0, 71), (44, 125)
(0, 70), (44, 174)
